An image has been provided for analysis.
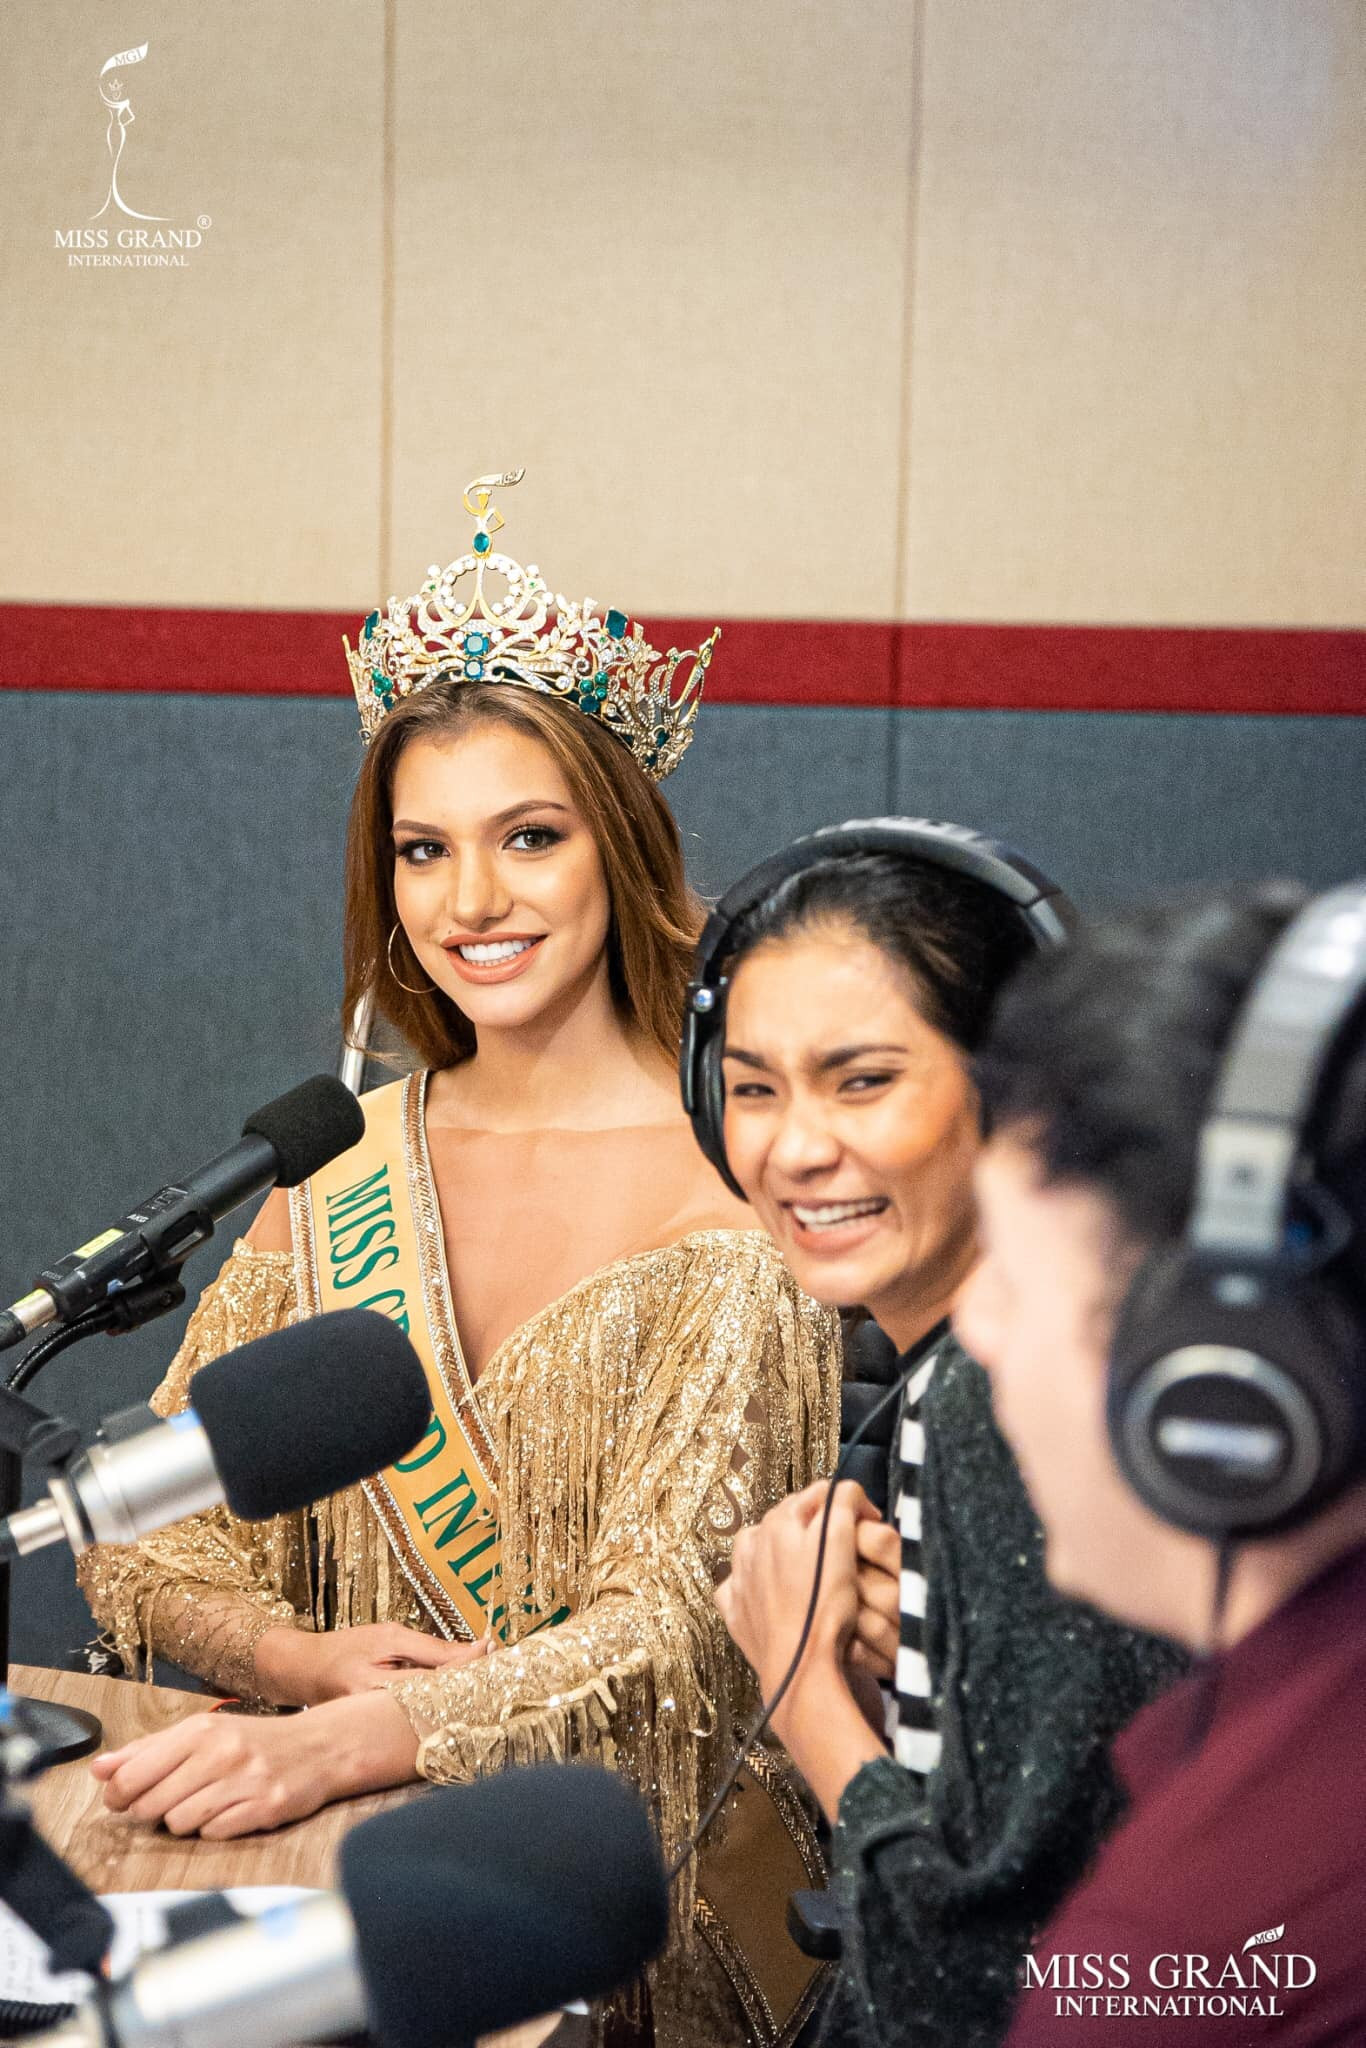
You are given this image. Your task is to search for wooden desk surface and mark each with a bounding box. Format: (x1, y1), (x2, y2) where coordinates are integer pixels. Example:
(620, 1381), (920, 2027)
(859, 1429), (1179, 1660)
(12, 1666), (569, 2048)
(14, 1663), (418, 1894)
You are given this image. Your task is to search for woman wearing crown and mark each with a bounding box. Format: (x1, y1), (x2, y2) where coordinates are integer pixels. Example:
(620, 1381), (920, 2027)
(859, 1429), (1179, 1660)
(76, 473), (839, 2048)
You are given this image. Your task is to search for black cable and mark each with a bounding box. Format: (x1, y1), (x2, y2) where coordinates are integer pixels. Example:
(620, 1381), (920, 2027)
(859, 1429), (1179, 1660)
(667, 1366), (913, 1886)
(0, 1309), (118, 1694)
(1184, 1535), (1235, 1758)
(5, 1306), (122, 1397)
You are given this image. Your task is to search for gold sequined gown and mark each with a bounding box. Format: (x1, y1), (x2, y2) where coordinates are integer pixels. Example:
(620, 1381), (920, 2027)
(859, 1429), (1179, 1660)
(77, 1082), (841, 2048)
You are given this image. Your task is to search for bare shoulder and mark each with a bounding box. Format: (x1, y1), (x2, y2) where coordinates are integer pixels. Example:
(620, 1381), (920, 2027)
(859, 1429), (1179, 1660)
(679, 1165), (756, 1236)
(639, 1118), (756, 1235)
(242, 1185), (293, 1255)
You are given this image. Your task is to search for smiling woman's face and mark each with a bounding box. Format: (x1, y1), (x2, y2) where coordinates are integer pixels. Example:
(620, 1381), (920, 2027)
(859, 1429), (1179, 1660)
(721, 923), (981, 1335)
(389, 720), (612, 1037)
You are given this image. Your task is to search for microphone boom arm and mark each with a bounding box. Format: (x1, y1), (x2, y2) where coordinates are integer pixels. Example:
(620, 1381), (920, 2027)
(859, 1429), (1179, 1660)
(0, 1311), (131, 1749)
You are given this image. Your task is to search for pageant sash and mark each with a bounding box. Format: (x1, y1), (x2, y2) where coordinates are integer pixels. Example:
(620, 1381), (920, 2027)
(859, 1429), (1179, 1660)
(291, 1073), (529, 1643)
(294, 1075), (826, 2040)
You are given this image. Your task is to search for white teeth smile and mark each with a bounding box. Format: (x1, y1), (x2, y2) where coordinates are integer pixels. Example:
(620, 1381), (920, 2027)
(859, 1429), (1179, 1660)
(791, 1200), (887, 1231)
(457, 938), (538, 963)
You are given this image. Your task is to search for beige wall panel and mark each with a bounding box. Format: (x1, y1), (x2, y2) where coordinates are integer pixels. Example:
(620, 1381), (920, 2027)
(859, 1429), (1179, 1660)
(903, 0), (1366, 624)
(387, 1), (916, 621)
(2, 1), (384, 610)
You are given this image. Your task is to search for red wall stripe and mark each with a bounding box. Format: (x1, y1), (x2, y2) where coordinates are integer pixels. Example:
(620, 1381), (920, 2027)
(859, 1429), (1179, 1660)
(1, 604), (1363, 715)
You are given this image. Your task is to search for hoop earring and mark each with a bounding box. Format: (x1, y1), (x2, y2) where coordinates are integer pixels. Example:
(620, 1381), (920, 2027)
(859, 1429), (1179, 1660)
(387, 923), (434, 996)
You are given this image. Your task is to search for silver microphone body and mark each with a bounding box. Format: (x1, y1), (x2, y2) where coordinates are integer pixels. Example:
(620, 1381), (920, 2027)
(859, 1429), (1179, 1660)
(25, 1896), (363, 2048)
(16, 1766), (666, 2048)
(0, 1407), (221, 1560)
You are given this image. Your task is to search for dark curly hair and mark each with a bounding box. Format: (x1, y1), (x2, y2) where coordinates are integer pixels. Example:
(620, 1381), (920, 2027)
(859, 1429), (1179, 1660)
(976, 886), (1366, 1301)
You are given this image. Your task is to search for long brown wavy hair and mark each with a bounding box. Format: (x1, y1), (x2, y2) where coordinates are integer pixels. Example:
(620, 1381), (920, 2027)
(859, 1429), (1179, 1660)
(342, 681), (705, 1071)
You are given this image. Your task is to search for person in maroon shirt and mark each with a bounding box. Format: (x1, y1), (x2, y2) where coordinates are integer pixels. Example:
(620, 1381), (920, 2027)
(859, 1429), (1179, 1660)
(956, 884), (1366, 2047)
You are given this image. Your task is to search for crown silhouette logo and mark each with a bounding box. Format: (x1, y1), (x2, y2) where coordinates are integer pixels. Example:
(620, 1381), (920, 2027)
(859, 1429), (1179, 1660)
(344, 471), (718, 780)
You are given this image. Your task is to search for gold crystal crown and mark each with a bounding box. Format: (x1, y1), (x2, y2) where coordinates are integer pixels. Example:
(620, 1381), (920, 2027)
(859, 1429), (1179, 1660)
(344, 470), (718, 780)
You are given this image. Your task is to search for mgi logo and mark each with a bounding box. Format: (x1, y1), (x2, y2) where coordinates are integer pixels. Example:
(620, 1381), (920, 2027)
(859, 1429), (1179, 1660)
(53, 42), (211, 268)
(93, 42), (165, 222)
(1020, 1924), (1316, 2021)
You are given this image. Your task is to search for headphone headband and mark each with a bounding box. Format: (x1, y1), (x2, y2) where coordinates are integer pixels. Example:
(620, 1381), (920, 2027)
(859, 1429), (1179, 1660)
(1192, 884), (1366, 1264)
(1111, 877), (1366, 1540)
(690, 816), (1070, 1030)
(681, 816), (1073, 1190)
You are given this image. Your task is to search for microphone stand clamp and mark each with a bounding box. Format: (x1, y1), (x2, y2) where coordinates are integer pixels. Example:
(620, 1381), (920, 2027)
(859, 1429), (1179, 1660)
(0, 1296), (195, 1770)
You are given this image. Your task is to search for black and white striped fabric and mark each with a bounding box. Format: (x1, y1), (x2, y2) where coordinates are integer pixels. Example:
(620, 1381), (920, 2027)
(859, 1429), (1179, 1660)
(893, 1334), (946, 1779)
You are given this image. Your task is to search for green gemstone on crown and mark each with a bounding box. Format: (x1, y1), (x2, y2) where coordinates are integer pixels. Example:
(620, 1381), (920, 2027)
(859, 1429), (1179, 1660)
(346, 486), (714, 780)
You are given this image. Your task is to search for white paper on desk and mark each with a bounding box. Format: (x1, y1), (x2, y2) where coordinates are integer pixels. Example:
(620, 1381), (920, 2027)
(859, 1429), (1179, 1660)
(0, 1886), (322, 2008)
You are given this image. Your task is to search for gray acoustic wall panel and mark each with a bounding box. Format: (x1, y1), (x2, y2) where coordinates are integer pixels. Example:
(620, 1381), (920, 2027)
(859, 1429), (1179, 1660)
(1, 690), (1363, 1665)
(891, 710), (1366, 899)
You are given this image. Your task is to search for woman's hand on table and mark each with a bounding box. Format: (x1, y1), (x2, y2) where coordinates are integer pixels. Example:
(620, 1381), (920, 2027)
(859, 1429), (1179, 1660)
(253, 1623), (487, 1706)
(90, 1689), (424, 1839)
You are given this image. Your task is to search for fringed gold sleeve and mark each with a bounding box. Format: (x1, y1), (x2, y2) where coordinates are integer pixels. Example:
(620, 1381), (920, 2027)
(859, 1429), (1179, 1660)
(75, 1244), (315, 1700)
(383, 1232), (840, 1898)
(75, 1227), (840, 2047)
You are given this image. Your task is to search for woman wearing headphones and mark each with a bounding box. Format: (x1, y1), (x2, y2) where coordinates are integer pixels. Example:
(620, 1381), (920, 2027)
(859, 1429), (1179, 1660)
(963, 884), (1366, 2044)
(689, 821), (1183, 2047)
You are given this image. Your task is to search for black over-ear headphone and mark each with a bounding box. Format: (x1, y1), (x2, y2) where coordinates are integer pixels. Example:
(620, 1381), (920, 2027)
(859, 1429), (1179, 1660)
(1109, 882), (1366, 1540)
(680, 816), (1074, 1200)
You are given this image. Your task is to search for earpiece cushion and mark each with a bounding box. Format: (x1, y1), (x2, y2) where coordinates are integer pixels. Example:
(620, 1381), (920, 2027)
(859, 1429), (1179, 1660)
(680, 818), (1073, 1207)
(696, 1004), (746, 1199)
(1109, 1250), (1366, 1535)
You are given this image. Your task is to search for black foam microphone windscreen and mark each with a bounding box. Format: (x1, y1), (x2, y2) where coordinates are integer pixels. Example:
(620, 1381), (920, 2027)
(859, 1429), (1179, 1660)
(341, 1765), (670, 2048)
(191, 1310), (432, 1520)
(240, 1077), (365, 1187)
(0, 1077), (366, 1354)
